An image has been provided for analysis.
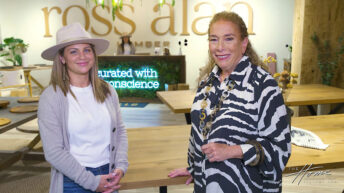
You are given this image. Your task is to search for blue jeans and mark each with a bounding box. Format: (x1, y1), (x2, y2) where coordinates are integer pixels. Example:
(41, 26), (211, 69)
(63, 163), (109, 193)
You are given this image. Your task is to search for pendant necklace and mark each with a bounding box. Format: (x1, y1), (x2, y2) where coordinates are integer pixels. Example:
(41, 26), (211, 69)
(199, 77), (235, 140)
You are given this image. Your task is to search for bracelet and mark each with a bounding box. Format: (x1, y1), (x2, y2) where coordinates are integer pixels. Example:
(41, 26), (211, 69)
(246, 140), (264, 166)
(256, 141), (265, 165)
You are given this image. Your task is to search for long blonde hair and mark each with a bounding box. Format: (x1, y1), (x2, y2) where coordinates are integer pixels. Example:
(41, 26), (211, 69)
(198, 11), (268, 84)
(50, 44), (110, 103)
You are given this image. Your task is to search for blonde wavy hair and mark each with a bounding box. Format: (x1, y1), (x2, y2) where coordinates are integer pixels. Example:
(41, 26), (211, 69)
(50, 45), (110, 103)
(198, 11), (268, 84)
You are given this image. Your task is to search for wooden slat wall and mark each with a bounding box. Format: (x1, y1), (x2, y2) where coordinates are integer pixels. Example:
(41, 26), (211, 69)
(291, 0), (305, 79)
(292, 0), (344, 115)
(292, 0), (344, 87)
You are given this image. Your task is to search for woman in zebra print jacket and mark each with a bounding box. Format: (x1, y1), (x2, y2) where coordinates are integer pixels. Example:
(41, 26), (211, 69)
(169, 11), (291, 193)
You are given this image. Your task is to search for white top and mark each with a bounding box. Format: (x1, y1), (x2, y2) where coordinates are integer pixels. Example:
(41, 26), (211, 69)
(123, 43), (131, 55)
(67, 84), (111, 167)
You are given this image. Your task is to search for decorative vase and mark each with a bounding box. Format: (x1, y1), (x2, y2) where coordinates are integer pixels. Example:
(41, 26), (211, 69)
(21, 52), (29, 67)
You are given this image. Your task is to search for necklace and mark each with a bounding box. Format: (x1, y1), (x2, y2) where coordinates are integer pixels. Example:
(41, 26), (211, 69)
(199, 77), (235, 140)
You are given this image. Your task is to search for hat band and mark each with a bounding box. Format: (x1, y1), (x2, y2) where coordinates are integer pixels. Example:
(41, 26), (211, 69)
(58, 36), (91, 44)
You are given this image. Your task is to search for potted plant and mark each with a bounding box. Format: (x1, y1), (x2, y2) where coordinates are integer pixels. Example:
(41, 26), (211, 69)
(0, 37), (29, 66)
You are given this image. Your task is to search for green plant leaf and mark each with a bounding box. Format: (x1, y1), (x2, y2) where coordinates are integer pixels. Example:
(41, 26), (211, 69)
(87, 0), (175, 21)
(14, 54), (22, 66)
(4, 37), (15, 45)
(0, 53), (10, 57)
(112, 7), (116, 20)
(0, 36), (28, 65)
(311, 31), (344, 86)
(310, 32), (319, 43)
(6, 58), (14, 63)
(0, 44), (6, 49)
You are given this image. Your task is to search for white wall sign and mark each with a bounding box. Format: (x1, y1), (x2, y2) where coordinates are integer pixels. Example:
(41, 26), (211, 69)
(0, 0), (294, 88)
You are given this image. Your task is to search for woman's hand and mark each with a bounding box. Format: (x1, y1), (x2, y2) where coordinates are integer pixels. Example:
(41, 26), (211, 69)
(168, 168), (193, 185)
(101, 169), (124, 193)
(201, 143), (243, 162)
(96, 169), (124, 192)
(96, 173), (119, 192)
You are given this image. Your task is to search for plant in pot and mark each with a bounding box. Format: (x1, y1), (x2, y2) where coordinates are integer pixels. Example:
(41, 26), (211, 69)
(0, 37), (29, 66)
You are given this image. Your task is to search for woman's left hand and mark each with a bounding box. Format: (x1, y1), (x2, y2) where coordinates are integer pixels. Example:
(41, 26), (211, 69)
(102, 169), (124, 193)
(201, 143), (243, 162)
(201, 143), (230, 162)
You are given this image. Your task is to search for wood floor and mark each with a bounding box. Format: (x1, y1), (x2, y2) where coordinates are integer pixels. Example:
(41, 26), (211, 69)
(0, 103), (343, 193)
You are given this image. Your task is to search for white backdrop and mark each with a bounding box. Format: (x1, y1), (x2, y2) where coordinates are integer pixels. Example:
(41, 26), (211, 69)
(0, 0), (294, 89)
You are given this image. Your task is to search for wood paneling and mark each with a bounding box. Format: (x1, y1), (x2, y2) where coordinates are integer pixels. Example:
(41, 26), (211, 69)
(292, 0), (344, 87)
(291, 0), (305, 78)
(292, 0), (344, 115)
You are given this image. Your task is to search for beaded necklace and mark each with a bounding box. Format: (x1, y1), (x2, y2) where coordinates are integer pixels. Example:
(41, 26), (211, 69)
(199, 77), (235, 140)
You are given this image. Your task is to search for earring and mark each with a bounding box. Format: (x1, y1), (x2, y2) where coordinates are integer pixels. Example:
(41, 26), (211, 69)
(62, 66), (66, 81)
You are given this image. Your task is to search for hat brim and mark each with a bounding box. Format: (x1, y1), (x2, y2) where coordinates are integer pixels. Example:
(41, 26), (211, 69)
(41, 38), (109, 61)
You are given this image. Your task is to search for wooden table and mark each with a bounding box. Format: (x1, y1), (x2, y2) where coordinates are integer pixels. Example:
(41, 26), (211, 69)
(0, 65), (51, 97)
(1, 113), (342, 191)
(157, 84), (344, 121)
(0, 97), (39, 170)
(284, 84), (344, 106)
(286, 114), (344, 171)
(156, 90), (194, 123)
(284, 84), (344, 115)
(121, 114), (344, 191)
(23, 65), (52, 96)
(0, 67), (28, 96)
(0, 97), (37, 134)
(122, 125), (190, 192)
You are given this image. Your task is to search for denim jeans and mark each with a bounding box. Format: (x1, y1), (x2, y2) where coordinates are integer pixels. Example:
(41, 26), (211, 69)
(63, 163), (109, 193)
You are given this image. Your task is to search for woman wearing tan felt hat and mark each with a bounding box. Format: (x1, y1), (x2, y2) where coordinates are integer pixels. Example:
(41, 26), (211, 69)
(116, 32), (135, 55)
(39, 22), (128, 193)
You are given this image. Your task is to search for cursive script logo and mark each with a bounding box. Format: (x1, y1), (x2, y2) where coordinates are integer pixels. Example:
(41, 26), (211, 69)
(285, 164), (331, 185)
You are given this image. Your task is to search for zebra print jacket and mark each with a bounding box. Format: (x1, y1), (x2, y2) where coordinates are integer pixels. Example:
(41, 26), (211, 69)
(187, 56), (291, 193)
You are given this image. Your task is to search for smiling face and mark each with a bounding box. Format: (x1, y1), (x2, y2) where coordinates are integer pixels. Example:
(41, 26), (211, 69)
(60, 43), (95, 85)
(209, 20), (248, 77)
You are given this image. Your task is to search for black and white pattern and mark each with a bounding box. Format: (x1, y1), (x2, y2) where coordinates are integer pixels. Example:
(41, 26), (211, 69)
(187, 56), (291, 193)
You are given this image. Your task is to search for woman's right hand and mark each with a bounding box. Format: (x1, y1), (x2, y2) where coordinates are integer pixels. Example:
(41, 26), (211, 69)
(168, 168), (193, 185)
(96, 173), (120, 192)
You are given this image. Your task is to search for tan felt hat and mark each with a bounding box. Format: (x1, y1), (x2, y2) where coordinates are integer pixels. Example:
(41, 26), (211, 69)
(120, 32), (131, 38)
(41, 23), (109, 61)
